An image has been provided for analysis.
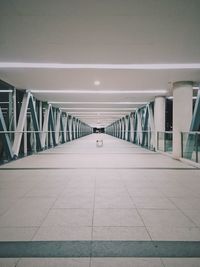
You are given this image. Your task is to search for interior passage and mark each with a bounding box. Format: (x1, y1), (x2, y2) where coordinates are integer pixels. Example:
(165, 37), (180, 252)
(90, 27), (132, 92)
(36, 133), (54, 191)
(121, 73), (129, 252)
(0, 134), (200, 266)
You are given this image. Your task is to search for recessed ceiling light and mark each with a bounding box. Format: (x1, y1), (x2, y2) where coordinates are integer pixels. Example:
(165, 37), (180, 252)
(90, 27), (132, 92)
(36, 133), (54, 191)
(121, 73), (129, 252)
(31, 90), (167, 94)
(1, 62), (200, 69)
(65, 111), (128, 114)
(94, 80), (100, 86)
(167, 96), (197, 99)
(61, 108), (136, 110)
(76, 114), (124, 117)
(49, 101), (147, 104)
(0, 90), (13, 93)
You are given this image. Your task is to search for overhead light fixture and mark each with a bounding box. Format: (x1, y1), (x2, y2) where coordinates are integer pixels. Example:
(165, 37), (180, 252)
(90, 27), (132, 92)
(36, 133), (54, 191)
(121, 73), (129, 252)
(49, 101), (147, 104)
(76, 114), (124, 118)
(31, 89), (167, 94)
(61, 108), (136, 110)
(1, 62), (200, 69)
(193, 86), (200, 90)
(0, 90), (13, 93)
(167, 96), (197, 99)
(66, 111), (129, 114)
(94, 80), (100, 86)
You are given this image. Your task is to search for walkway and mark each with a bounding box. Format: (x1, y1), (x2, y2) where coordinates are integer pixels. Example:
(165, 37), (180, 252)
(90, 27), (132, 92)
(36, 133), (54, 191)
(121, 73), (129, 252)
(0, 134), (200, 266)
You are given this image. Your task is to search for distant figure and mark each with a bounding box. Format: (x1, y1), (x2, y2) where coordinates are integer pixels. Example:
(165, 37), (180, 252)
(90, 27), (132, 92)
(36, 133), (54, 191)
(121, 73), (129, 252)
(96, 139), (103, 147)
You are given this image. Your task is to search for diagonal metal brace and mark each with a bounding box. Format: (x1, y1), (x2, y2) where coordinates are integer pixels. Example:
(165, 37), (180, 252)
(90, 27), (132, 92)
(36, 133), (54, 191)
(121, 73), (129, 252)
(185, 89), (200, 159)
(29, 95), (42, 151)
(12, 92), (31, 157)
(0, 107), (13, 159)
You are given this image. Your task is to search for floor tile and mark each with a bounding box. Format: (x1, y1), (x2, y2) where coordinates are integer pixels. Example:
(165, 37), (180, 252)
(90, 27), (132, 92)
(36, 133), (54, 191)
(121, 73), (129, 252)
(54, 195), (94, 208)
(132, 197), (176, 209)
(17, 258), (90, 267)
(170, 197), (200, 210)
(33, 226), (92, 240)
(95, 195), (134, 208)
(25, 187), (64, 197)
(0, 258), (19, 267)
(139, 209), (195, 227)
(0, 198), (19, 216)
(0, 227), (37, 241)
(92, 226), (150, 240)
(184, 210), (200, 226)
(128, 187), (164, 197)
(42, 209), (93, 227)
(93, 209), (144, 226)
(162, 258), (200, 267)
(91, 258), (164, 267)
(0, 207), (50, 227)
(147, 226), (200, 241)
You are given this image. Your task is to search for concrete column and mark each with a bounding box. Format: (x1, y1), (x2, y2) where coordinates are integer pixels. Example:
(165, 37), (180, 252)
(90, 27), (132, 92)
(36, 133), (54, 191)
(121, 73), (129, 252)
(115, 122), (117, 137)
(130, 113), (134, 142)
(69, 116), (73, 141)
(125, 116), (128, 141)
(122, 118), (125, 140)
(154, 96), (166, 150)
(119, 120), (122, 139)
(136, 111), (142, 144)
(172, 81), (193, 159)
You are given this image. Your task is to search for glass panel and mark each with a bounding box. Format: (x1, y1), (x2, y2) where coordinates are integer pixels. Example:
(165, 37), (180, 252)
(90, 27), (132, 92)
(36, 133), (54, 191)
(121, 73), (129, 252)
(165, 132), (173, 152)
(182, 132), (200, 163)
(157, 132), (172, 153)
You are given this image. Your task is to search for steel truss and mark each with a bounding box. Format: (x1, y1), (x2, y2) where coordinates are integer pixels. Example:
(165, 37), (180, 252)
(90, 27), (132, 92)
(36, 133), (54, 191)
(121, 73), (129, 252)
(184, 89), (200, 159)
(0, 90), (92, 163)
(106, 102), (155, 151)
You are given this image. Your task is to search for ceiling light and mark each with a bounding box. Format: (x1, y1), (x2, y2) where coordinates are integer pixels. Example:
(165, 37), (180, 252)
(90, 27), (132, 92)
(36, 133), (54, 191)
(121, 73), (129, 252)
(31, 90), (167, 94)
(167, 96), (197, 99)
(0, 90), (13, 93)
(193, 87), (199, 90)
(61, 108), (136, 110)
(73, 114), (124, 118)
(1, 62), (200, 69)
(49, 101), (147, 104)
(94, 80), (100, 86)
(66, 111), (128, 114)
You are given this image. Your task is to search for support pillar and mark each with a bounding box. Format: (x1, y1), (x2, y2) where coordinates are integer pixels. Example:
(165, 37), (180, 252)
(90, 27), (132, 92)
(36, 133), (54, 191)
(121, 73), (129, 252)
(154, 96), (166, 151)
(130, 113), (134, 142)
(172, 81), (193, 159)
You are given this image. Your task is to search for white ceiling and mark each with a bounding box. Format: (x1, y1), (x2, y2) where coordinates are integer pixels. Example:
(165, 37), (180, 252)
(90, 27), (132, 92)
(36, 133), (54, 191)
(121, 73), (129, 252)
(0, 0), (200, 127)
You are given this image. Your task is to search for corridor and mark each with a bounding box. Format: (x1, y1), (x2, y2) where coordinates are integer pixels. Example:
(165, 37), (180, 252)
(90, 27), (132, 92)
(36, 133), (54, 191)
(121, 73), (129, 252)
(0, 134), (200, 266)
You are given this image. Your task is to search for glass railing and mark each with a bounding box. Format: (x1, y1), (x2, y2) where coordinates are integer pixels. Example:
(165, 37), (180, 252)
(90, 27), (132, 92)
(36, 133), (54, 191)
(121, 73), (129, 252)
(157, 131), (173, 153)
(108, 130), (156, 151)
(181, 132), (200, 163)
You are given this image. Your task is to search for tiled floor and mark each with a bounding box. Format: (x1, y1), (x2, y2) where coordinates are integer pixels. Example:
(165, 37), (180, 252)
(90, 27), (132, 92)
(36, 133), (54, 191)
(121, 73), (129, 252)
(0, 134), (200, 266)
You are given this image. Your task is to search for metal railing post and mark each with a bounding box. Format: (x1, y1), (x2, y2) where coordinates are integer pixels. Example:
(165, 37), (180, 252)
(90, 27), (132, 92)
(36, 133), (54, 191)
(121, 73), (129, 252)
(195, 133), (198, 163)
(181, 132), (183, 158)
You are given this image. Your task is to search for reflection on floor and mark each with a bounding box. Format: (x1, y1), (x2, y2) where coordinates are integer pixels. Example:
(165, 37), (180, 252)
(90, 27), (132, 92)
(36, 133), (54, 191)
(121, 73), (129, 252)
(0, 134), (200, 266)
